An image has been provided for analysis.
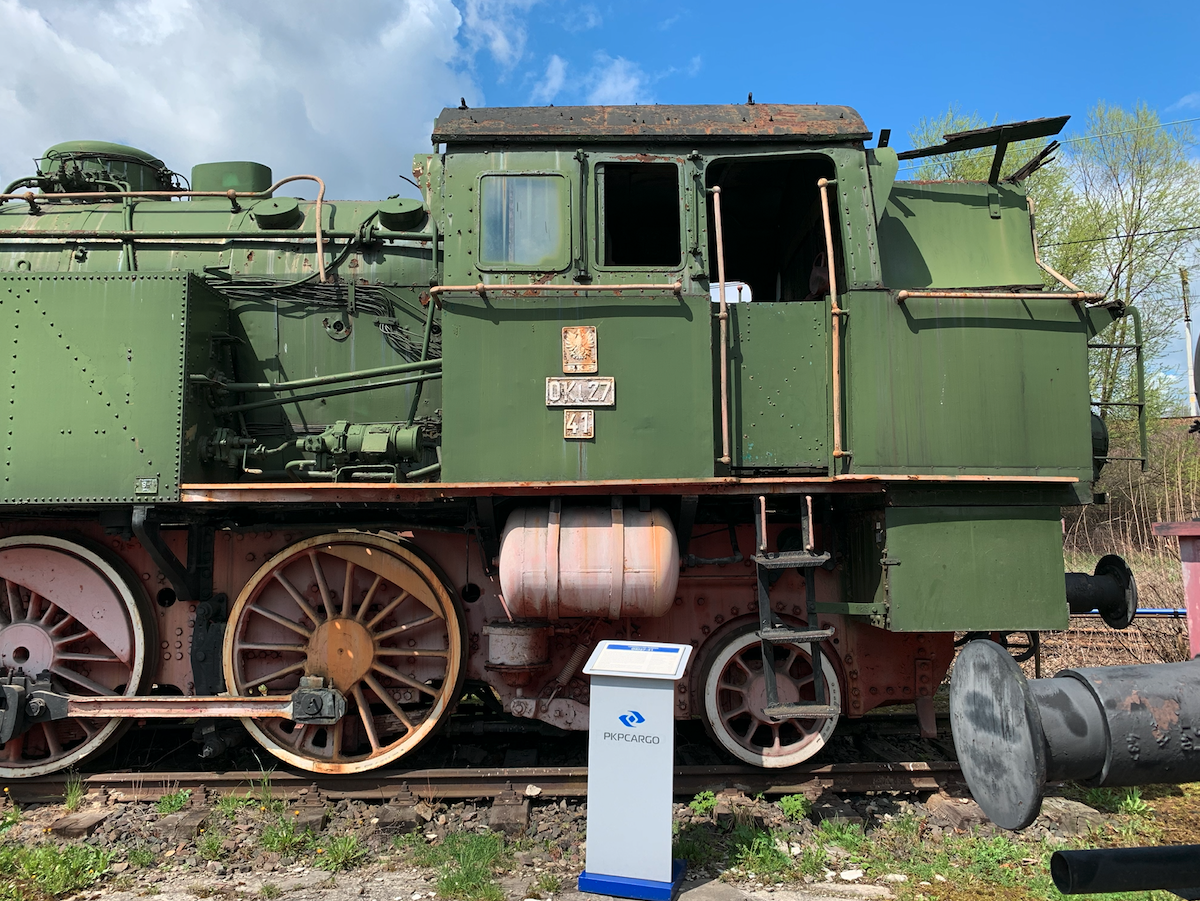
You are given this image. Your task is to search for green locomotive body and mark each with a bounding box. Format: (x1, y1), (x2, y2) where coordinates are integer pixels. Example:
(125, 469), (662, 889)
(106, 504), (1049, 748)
(0, 105), (1132, 776)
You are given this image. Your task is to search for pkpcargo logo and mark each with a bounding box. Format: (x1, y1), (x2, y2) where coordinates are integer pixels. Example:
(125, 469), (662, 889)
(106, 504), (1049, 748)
(604, 710), (660, 745)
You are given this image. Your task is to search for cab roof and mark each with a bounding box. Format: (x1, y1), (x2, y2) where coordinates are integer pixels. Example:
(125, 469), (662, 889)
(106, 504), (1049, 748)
(432, 104), (870, 144)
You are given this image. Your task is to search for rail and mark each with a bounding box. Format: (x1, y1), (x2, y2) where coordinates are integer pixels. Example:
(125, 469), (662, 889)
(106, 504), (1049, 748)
(0, 175), (329, 282)
(4, 761), (963, 805)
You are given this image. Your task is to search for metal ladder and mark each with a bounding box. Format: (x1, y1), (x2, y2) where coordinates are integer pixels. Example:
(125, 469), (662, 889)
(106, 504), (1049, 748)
(752, 495), (839, 719)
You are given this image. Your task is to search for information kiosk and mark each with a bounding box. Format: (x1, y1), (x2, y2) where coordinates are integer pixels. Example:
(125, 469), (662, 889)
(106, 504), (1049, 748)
(577, 640), (692, 901)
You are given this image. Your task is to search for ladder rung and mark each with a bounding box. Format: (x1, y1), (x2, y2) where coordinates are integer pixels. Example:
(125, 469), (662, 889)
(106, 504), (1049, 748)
(752, 551), (830, 570)
(757, 627), (835, 643)
(762, 703), (840, 720)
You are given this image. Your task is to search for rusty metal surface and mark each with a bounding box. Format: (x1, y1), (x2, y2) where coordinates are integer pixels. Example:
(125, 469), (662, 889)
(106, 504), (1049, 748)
(432, 105), (870, 144)
(5, 761), (961, 805)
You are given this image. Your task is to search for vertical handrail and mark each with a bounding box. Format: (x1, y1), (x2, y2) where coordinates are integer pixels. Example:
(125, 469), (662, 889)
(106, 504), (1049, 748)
(817, 178), (846, 462)
(710, 186), (731, 466)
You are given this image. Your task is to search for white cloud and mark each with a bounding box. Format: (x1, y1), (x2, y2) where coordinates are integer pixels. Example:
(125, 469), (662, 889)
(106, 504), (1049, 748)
(586, 54), (651, 106)
(0, 0), (482, 199)
(458, 0), (540, 71)
(1167, 91), (1200, 111)
(530, 55), (567, 104)
(562, 4), (601, 33)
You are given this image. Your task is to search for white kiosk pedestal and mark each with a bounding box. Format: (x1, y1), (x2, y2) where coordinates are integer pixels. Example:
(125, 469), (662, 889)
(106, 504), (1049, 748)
(577, 640), (692, 901)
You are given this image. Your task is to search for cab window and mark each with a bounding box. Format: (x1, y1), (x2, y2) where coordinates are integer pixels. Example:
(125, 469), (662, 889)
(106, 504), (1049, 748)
(479, 174), (570, 270)
(598, 162), (681, 267)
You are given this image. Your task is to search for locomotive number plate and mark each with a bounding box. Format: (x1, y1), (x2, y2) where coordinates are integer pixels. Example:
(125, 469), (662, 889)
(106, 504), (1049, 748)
(545, 377), (615, 406)
(564, 409), (594, 439)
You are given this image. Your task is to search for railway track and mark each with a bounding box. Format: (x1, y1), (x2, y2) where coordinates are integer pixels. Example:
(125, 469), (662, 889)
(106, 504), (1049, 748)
(5, 761), (963, 805)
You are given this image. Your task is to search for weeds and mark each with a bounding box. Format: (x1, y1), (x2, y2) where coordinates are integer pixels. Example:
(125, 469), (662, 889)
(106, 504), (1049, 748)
(0, 842), (111, 901)
(525, 872), (562, 898)
(1117, 788), (1151, 817)
(404, 831), (510, 901)
(314, 834), (367, 872)
(689, 791), (718, 818)
(127, 847), (156, 868)
(260, 816), (309, 855)
(673, 823), (722, 868)
(729, 825), (792, 878)
(777, 794), (811, 823)
(214, 792), (256, 821)
(197, 829), (224, 861)
(0, 805), (19, 834)
(156, 787), (193, 815)
(63, 771), (85, 812)
(259, 885), (281, 899)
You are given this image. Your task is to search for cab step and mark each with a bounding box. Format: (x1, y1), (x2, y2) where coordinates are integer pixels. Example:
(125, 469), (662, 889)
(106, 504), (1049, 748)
(751, 551), (830, 570)
(757, 626), (835, 643)
(762, 703), (841, 719)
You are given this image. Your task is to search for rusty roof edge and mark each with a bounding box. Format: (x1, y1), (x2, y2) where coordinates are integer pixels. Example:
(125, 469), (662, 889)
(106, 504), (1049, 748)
(431, 103), (871, 144)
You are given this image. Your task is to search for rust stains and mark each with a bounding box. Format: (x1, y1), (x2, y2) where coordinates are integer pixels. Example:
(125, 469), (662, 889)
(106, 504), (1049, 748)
(432, 104), (870, 145)
(1118, 689), (1182, 743)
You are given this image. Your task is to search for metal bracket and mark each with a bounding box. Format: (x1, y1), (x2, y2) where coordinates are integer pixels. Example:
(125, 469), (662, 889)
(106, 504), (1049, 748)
(131, 507), (215, 602)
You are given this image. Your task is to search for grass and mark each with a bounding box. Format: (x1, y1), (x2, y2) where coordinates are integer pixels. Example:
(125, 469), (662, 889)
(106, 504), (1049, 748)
(314, 834), (368, 872)
(0, 806), (18, 834)
(63, 771), (85, 812)
(259, 885), (281, 899)
(525, 872), (562, 898)
(689, 791), (718, 818)
(729, 824), (792, 879)
(197, 829), (224, 861)
(214, 792), (256, 821)
(0, 842), (111, 901)
(127, 846), (156, 869)
(401, 831), (510, 901)
(155, 787), (193, 815)
(260, 816), (310, 854)
(778, 793), (811, 823)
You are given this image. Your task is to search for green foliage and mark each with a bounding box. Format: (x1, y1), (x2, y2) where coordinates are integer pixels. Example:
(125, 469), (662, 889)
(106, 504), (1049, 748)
(1117, 788), (1151, 817)
(0, 806), (19, 834)
(777, 794), (811, 823)
(214, 792), (256, 820)
(818, 819), (867, 853)
(259, 885), (281, 900)
(260, 816), (310, 854)
(729, 825), (792, 878)
(127, 846), (156, 869)
(528, 872), (562, 897)
(63, 771), (85, 812)
(672, 823), (722, 867)
(197, 829), (224, 861)
(155, 787), (192, 815)
(0, 842), (111, 901)
(688, 791), (718, 818)
(314, 834), (368, 872)
(403, 831), (510, 901)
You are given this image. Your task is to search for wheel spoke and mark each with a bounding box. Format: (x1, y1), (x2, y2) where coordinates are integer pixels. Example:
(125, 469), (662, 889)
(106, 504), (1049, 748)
(376, 612), (438, 642)
(51, 666), (117, 697)
(272, 572), (322, 628)
(243, 660), (307, 691)
(353, 685), (382, 752)
(27, 592), (43, 622)
(55, 653), (120, 663)
(288, 723), (310, 749)
(370, 662), (438, 698)
(341, 561), (355, 618)
(248, 604), (313, 639)
(364, 673), (413, 732)
(39, 601), (59, 626)
(308, 551), (335, 619)
(375, 648), (448, 658)
(234, 642), (308, 654)
(53, 629), (98, 647)
(5, 579), (21, 623)
(354, 574), (384, 622)
(365, 591), (410, 630)
(41, 722), (62, 757)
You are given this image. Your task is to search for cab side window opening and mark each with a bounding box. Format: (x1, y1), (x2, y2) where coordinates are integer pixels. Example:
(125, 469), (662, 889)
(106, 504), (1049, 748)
(705, 157), (841, 301)
(599, 162), (681, 267)
(480, 174), (570, 269)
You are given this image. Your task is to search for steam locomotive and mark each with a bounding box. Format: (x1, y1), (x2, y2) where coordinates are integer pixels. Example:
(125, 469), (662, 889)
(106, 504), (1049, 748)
(0, 103), (1137, 777)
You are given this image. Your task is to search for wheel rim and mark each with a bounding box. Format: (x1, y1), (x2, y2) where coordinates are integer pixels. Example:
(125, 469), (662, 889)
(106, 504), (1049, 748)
(702, 629), (840, 768)
(0, 536), (149, 777)
(224, 533), (464, 773)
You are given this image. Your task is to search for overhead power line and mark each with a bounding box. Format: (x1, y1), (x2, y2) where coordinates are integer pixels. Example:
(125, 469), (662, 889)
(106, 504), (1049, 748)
(1041, 224), (1200, 247)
